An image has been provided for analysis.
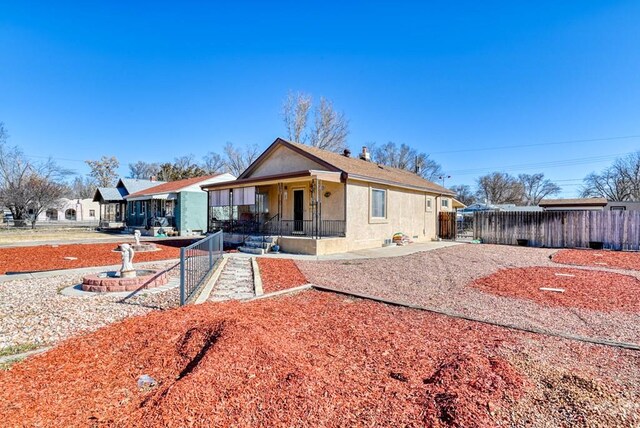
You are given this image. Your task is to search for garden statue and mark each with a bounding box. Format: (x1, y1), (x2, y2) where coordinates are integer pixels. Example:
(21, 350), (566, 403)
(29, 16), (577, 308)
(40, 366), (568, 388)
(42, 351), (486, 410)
(134, 229), (141, 246)
(120, 243), (136, 278)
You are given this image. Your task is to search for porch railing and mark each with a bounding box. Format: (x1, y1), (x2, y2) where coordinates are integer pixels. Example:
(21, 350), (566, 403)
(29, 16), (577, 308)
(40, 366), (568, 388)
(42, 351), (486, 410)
(209, 218), (345, 238)
(180, 231), (223, 305)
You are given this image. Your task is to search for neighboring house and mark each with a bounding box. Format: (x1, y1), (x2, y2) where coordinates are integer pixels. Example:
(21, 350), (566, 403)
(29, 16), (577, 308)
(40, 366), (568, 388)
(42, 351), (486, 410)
(125, 174), (236, 236)
(93, 178), (165, 229)
(539, 198), (640, 211)
(202, 137), (455, 255)
(35, 198), (100, 222)
(460, 203), (542, 214)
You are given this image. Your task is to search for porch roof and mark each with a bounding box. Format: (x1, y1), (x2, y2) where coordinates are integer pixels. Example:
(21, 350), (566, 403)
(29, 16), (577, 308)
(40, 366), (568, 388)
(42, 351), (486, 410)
(201, 170), (343, 190)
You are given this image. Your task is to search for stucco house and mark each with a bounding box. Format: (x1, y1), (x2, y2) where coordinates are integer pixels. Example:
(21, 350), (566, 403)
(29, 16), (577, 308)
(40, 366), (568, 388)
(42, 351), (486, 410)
(125, 173), (235, 236)
(202, 138), (455, 255)
(35, 198), (101, 223)
(93, 178), (164, 229)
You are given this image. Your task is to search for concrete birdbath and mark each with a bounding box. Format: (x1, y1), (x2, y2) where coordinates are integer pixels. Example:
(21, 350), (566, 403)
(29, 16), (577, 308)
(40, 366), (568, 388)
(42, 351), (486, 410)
(81, 243), (168, 292)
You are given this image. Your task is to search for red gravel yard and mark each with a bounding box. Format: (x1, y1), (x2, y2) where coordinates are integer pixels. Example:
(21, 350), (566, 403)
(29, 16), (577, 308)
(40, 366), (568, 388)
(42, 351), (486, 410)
(0, 241), (185, 274)
(472, 267), (640, 312)
(1, 291), (637, 427)
(553, 249), (640, 271)
(257, 258), (307, 293)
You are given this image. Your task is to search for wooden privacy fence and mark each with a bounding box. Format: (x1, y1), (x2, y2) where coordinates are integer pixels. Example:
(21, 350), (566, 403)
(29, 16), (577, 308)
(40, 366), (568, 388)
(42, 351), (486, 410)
(438, 212), (456, 240)
(474, 210), (640, 251)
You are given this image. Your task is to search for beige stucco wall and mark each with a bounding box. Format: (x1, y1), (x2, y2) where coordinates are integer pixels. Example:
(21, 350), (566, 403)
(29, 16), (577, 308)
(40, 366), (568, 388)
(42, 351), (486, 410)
(250, 145), (327, 178)
(344, 180), (441, 250)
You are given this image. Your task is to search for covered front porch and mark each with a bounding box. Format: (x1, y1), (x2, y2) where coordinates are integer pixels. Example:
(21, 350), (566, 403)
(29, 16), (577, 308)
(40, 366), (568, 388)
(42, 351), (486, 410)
(125, 196), (176, 230)
(206, 171), (346, 239)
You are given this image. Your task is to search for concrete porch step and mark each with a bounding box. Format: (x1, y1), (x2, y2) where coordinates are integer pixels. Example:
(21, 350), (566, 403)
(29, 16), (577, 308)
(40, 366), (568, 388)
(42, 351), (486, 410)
(238, 246), (265, 255)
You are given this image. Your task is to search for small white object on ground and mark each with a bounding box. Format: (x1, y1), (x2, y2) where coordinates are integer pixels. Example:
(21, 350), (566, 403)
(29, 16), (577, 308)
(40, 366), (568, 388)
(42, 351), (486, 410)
(63, 257), (77, 261)
(539, 287), (565, 293)
(137, 374), (157, 389)
(554, 273), (575, 277)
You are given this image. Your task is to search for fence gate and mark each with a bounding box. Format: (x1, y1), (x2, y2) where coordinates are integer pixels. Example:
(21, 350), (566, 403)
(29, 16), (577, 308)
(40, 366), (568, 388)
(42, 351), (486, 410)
(456, 213), (475, 240)
(438, 212), (457, 240)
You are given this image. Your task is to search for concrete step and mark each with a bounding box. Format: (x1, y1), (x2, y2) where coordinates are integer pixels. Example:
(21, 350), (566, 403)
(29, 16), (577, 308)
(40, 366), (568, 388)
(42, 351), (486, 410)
(238, 246), (265, 255)
(245, 235), (277, 244)
(242, 241), (272, 250)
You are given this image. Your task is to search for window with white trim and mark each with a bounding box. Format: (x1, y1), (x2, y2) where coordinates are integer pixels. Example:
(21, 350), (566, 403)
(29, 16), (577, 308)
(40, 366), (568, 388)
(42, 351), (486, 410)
(441, 199), (449, 208)
(371, 188), (387, 218)
(426, 198), (432, 210)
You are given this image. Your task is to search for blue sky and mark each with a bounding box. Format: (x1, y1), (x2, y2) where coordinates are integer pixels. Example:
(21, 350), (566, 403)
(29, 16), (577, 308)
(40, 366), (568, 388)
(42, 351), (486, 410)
(1, 1), (639, 196)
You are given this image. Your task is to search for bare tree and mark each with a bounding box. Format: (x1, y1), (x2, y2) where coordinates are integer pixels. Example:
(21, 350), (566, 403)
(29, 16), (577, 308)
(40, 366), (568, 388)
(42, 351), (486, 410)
(282, 91), (312, 143)
(476, 172), (524, 204)
(449, 184), (476, 206)
(580, 152), (640, 201)
(70, 176), (96, 199)
(310, 97), (349, 152)
(281, 92), (349, 152)
(518, 173), (561, 205)
(0, 131), (70, 227)
(86, 156), (119, 187)
(128, 161), (160, 179)
(27, 174), (67, 228)
(370, 141), (444, 181)
(202, 152), (226, 174)
(223, 142), (259, 176)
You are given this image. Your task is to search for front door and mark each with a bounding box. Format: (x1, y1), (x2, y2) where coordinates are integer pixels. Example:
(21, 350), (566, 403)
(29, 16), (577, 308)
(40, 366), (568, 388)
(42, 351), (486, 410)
(293, 189), (304, 233)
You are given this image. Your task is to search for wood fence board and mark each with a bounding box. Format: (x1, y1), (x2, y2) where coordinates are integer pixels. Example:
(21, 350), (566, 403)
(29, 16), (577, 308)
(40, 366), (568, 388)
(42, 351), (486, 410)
(475, 211), (640, 250)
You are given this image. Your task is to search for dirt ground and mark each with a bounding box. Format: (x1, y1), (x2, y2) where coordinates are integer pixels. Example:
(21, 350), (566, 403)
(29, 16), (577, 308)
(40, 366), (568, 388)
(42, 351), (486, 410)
(0, 291), (637, 427)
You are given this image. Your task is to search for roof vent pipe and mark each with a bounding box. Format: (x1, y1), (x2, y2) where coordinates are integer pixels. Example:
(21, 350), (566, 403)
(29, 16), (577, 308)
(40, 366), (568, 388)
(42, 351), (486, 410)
(360, 146), (370, 161)
(343, 149), (351, 157)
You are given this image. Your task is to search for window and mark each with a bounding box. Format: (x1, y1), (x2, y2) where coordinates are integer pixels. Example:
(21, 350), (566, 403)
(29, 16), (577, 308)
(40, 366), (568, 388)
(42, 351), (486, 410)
(129, 203), (135, 214)
(426, 198), (432, 210)
(65, 209), (77, 220)
(610, 206), (626, 211)
(371, 188), (386, 218)
(441, 199), (449, 208)
(89, 209), (95, 217)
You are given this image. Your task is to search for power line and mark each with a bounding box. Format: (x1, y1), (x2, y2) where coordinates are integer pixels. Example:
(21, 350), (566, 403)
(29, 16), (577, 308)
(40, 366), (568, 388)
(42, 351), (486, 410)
(447, 152), (631, 176)
(430, 135), (640, 155)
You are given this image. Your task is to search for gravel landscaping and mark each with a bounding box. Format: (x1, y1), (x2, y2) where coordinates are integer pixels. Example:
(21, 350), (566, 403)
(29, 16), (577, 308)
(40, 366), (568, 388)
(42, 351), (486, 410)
(256, 258), (308, 293)
(0, 240), (197, 274)
(297, 244), (640, 345)
(0, 261), (180, 351)
(0, 291), (637, 427)
(553, 248), (640, 271)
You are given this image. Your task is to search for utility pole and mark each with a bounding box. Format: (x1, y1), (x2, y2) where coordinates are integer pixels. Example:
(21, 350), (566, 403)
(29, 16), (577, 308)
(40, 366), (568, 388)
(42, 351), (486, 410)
(438, 175), (451, 187)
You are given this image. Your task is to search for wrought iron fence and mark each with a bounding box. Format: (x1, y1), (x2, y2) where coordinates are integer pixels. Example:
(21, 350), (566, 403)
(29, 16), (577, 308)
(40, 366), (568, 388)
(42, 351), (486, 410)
(209, 218), (345, 238)
(180, 231), (223, 305)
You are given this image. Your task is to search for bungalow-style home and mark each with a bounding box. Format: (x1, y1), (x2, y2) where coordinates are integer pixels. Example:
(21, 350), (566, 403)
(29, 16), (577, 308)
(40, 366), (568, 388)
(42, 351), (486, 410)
(36, 198), (101, 223)
(539, 198), (640, 211)
(125, 174), (235, 236)
(202, 137), (455, 255)
(93, 178), (165, 229)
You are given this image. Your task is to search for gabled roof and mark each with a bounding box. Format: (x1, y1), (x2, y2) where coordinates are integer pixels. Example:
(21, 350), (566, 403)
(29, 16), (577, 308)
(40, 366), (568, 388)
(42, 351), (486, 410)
(236, 138), (454, 195)
(126, 174), (229, 198)
(539, 198), (608, 207)
(117, 178), (165, 194)
(93, 187), (125, 202)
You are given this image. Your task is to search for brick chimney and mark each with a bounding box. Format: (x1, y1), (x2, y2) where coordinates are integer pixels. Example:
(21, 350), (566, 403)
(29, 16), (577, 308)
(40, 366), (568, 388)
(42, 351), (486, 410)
(359, 146), (370, 161)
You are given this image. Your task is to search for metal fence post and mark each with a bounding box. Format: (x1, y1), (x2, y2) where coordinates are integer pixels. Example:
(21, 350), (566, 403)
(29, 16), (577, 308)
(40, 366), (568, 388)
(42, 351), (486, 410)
(208, 234), (213, 269)
(179, 247), (186, 306)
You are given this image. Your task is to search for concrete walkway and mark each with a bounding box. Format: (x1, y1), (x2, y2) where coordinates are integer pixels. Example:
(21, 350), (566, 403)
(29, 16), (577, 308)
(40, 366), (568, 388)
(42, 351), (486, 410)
(208, 257), (255, 302)
(232, 240), (462, 261)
